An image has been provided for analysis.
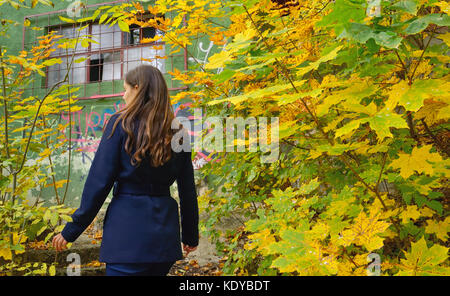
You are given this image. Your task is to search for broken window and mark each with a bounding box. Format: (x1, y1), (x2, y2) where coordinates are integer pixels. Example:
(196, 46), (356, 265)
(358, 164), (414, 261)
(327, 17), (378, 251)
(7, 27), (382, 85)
(43, 15), (166, 88)
(125, 24), (157, 45)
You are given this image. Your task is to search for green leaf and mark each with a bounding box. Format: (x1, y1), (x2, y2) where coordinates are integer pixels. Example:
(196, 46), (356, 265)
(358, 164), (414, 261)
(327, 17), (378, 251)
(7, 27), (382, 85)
(425, 200), (443, 215)
(392, 0), (419, 15)
(344, 23), (403, 49)
(404, 14), (450, 35)
(316, 0), (367, 36)
(298, 178), (320, 195)
(10, 244), (25, 252)
(372, 31), (403, 49)
(404, 19), (429, 35)
(361, 108), (408, 140)
(213, 69), (236, 84)
(36, 225), (47, 236)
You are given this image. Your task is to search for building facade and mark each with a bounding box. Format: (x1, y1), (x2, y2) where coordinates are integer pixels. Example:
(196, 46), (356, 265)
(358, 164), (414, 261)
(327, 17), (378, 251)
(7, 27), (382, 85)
(1, 0), (218, 207)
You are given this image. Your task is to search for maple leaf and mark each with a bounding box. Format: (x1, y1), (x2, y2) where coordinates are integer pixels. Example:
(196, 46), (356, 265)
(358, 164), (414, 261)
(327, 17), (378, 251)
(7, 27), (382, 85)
(399, 205), (421, 224)
(204, 50), (233, 70)
(425, 217), (450, 242)
(385, 79), (449, 112)
(415, 99), (448, 126)
(361, 108), (408, 140)
(339, 211), (390, 252)
(396, 237), (449, 276)
(389, 145), (443, 179)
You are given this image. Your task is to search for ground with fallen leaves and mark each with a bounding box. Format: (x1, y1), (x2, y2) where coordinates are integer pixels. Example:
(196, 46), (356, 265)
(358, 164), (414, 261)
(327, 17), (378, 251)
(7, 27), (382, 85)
(25, 219), (226, 276)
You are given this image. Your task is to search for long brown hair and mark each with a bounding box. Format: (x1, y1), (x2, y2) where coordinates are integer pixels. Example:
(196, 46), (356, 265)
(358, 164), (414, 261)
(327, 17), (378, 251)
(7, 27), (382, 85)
(106, 64), (182, 167)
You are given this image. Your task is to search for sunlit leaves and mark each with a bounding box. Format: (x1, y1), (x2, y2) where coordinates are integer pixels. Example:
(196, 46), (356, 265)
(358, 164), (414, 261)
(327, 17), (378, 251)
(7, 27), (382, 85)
(339, 209), (390, 252)
(204, 50), (234, 70)
(389, 145), (443, 179)
(3, 0), (444, 277)
(403, 13), (450, 35)
(363, 108), (409, 140)
(385, 79), (449, 112)
(425, 217), (450, 242)
(396, 237), (449, 276)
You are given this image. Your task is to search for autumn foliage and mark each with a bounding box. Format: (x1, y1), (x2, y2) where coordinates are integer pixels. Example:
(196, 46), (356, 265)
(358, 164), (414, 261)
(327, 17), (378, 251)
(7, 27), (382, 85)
(118, 0), (449, 276)
(1, 0), (449, 276)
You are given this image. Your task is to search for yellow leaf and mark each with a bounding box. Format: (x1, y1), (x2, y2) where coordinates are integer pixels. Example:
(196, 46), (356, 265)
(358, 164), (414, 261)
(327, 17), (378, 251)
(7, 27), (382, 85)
(204, 50), (233, 70)
(396, 237), (449, 276)
(48, 265), (56, 276)
(296, 45), (343, 76)
(385, 79), (449, 112)
(39, 148), (52, 159)
(118, 20), (129, 33)
(339, 210), (390, 252)
(435, 1), (450, 15)
(399, 205), (421, 224)
(415, 99), (448, 126)
(425, 217), (450, 241)
(437, 104), (450, 121)
(0, 247), (12, 261)
(208, 80), (306, 105)
(437, 32), (450, 47)
(389, 145), (443, 179)
(316, 80), (377, 116)
(0, 232), (27, 260)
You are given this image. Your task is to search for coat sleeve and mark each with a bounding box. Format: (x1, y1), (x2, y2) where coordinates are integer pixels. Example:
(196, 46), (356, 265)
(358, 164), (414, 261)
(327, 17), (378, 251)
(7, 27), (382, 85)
(61, 113), (122, 242)
(176, 150), (199, 247)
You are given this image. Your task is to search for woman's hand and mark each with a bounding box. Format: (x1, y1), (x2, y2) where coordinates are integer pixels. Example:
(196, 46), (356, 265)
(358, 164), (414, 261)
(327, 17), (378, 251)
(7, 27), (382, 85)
(52, 233), (68, 252)
(182, 243), (197, 257)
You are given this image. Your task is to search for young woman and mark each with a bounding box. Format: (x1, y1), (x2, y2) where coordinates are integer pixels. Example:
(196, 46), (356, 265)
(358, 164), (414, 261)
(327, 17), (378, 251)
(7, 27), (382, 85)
(52, 65), (199, 276)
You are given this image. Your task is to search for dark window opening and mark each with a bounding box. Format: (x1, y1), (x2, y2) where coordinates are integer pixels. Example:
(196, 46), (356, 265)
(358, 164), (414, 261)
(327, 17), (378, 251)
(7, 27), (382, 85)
(89, 57), (104, 82)
(127, 25), (156, 45)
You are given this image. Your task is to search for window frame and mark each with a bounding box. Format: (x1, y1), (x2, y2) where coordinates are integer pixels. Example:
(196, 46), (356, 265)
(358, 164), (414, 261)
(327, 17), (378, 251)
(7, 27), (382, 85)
(44, 16), (165, 88)
(23, 4), (188, 100)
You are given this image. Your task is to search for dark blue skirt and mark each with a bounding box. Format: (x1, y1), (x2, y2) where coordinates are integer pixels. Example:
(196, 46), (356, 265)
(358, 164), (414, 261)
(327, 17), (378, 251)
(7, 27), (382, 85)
(105, 261), (175, 276)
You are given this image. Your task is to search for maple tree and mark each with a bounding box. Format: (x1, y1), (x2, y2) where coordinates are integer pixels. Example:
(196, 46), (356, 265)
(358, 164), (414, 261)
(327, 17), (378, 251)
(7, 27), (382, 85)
(111, 0), (448, 276)
(1, 0), (448, 276)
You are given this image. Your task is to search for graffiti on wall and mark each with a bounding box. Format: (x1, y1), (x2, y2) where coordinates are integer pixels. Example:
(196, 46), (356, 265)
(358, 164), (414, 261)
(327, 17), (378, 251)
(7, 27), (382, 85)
(58, 99), (211, 169)
(39, 98), (212, 207)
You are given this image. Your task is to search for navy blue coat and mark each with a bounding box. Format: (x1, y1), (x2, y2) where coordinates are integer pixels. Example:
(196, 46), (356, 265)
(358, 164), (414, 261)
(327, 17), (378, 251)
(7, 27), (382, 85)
(61, 113), (199, 263)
